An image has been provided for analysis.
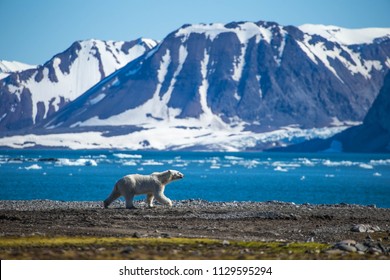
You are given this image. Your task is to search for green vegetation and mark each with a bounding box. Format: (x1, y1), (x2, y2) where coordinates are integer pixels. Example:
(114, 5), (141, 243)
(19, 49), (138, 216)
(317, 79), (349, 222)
(0, 235), (359, 260)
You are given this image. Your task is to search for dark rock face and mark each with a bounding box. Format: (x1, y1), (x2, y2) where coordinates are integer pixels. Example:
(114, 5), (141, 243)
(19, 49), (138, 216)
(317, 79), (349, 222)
(0, 87), (33, 130)
(43, 21), (390, 132)
(339, 71), (390, 152)
(364, 71), (390, 132)
(272, 71), (390, 153)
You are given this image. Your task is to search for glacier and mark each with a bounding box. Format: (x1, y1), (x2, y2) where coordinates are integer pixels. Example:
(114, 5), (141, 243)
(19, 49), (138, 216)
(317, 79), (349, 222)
(0, 124), (350, 151)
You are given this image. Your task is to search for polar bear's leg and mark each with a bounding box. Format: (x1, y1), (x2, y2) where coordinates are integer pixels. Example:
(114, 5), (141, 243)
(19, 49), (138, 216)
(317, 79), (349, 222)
(103, 188), (121, 208)
(154, 191), (172, 207)
(123, 191), (136, 209)
(125, 198), (135, 209)
(146, 193), (154, 208)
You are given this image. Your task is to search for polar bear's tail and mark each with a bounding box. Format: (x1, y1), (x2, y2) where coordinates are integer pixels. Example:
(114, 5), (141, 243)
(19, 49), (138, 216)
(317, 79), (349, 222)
(103, 182), (121, 208)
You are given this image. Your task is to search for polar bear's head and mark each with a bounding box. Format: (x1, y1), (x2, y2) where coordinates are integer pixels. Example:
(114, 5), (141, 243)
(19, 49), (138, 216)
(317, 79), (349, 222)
(168, 170), (184, 181)
(154, 170), (184, 185)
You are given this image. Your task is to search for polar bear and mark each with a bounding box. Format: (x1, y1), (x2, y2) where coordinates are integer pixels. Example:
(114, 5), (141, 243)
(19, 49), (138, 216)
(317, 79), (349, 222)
(103, 170), (184, 209)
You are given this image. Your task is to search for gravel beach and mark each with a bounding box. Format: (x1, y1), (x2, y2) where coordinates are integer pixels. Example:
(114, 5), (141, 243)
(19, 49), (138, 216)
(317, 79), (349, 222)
(1, 200), (390, 259)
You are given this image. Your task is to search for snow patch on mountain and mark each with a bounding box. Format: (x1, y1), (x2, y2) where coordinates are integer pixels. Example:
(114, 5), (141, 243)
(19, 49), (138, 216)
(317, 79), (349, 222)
(161, 45), (188, 108)
(199, 49), (212, 116)
(232, 44), (246, 85)
(88, 93), (106, 106)
(299, 24), (390, 45)
(297, 31), (386, 80)
(0, 60), (36, 79)
(141, 38), (160, 49)
(176, 22), (274, 44)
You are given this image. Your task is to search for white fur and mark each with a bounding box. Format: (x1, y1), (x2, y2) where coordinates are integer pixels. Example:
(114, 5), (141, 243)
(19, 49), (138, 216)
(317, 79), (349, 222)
(103, 170), (184, 209)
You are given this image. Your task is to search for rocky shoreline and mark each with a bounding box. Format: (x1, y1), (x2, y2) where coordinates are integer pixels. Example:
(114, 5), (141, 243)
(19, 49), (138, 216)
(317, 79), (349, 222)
(1, 200), (389, 259)
(0, 198), (385, 211)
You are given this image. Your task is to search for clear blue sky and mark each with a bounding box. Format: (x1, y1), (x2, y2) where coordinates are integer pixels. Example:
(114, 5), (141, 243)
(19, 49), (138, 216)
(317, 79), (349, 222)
(1, 0), (389, 65)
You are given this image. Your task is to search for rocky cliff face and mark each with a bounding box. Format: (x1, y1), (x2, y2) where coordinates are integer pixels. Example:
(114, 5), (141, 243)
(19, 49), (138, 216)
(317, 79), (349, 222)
(271, 71), (390, 153)
(364, 71), (390, 132)
(338, 70), (390, 152)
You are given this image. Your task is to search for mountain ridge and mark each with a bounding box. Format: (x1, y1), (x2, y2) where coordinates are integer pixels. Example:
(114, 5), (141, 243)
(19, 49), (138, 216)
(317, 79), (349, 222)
(0, 60), (37, 80)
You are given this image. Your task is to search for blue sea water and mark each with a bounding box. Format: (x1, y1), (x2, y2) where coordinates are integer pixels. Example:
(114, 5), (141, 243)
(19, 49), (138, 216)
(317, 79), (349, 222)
(0, 150), (389, 207)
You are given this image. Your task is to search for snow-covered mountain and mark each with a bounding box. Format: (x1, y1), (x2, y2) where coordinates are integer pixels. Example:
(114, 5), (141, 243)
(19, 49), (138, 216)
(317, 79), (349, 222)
(0, 60), (36, 80)
(0, 38), (157, 131)
(1, 21), (389, 151)
(31, 21), (388, 150)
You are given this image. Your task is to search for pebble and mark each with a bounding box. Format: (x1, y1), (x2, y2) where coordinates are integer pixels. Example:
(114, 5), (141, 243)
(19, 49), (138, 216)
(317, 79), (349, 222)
(368, 247), (382, 254)
(371, 225), (381, 232)
(351, 224), (381, 233)
(120, 246), (134, 254)
(306, 237), (315, 242)
(330, 239), (388, 255)
(336, 244), (357, 252)
(326, 249), (345, 255)
(337, 240), (356, 246)
(160, 233), (170, 238)
(378, 243), (387, 253)
(365, 234), (374, 241)
(355, 243), (368, 252)
(351, 224), (367, 232)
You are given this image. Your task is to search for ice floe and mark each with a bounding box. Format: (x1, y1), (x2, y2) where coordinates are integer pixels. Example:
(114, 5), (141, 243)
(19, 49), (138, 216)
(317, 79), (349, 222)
(274, 165), (288, 172)
(56, 158), (98, 166)
(113, 153), (142, 159)
(24, 164), (42, 170)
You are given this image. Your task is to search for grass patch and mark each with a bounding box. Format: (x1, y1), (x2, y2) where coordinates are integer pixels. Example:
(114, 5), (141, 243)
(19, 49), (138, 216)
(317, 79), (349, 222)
(0, 236), (374, 260)
(0, 236), (215, 248)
